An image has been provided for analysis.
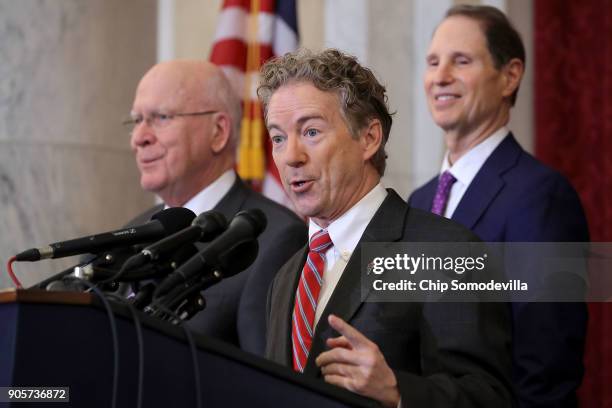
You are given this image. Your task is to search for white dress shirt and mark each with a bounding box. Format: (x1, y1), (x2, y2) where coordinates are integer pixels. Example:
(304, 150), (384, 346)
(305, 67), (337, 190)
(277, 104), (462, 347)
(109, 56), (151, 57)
(308, 182), (388, 326)
(164, 170), (236, 215)
(440, 127), (509, 218)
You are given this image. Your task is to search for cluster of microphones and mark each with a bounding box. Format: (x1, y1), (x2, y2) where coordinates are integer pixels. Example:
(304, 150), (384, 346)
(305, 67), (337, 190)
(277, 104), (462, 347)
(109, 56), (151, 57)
(14, 208), (267, 323)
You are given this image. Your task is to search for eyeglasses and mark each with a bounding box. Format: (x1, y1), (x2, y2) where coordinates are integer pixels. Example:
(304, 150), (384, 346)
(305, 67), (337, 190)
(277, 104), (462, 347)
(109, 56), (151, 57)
(122, 110), (218, 131)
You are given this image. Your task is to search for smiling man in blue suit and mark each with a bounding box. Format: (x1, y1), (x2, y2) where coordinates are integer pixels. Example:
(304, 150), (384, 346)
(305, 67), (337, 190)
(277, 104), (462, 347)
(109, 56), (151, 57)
(408, 5), (589, 408)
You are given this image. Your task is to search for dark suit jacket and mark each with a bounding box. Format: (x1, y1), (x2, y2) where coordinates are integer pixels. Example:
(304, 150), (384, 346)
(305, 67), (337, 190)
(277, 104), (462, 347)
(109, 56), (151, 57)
(266, 190), (514, 407)
(408, 134), (589, 408)
(130, 177), (307, 356)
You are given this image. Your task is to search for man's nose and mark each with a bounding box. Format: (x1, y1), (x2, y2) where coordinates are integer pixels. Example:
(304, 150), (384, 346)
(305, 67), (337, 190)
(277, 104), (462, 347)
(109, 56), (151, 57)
(432, 62), (454, 85)
(130, 121), (156, 149)
(283, 135), (307, 167)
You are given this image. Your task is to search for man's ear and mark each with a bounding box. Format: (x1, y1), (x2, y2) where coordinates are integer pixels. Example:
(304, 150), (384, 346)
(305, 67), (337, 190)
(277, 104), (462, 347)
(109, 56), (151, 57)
(361, 118), (383, 162)
(501, 58), (524, 99)
(210, 112), (231, 154)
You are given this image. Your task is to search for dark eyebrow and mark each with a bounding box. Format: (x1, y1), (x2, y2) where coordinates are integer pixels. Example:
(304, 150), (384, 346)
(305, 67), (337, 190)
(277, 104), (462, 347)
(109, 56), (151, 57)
(451, 51), (472, 59)
(267, 114), (326, 132)
(426, 50), (474, 61)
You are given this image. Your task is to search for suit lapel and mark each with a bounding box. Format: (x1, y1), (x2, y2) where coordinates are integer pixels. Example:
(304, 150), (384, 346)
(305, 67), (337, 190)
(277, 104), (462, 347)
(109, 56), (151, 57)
(268, 247), (308, 366)
(212, 177), (250, 220)
(452, 133), (522, 230)
(409, 176), (438, 211)
(303, 190), (408, 374)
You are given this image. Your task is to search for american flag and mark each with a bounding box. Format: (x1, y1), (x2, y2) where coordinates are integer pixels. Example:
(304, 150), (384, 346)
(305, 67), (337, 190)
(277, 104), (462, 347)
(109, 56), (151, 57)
(210, 0), (298, 207)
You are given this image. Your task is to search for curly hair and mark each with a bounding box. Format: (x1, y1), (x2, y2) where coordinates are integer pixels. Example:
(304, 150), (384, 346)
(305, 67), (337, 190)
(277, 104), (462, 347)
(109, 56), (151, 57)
(257, 48), (393, 176)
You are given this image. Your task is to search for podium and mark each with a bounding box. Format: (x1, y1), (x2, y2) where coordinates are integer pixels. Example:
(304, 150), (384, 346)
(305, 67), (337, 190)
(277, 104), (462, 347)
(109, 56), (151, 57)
(0, 289), (375, 407)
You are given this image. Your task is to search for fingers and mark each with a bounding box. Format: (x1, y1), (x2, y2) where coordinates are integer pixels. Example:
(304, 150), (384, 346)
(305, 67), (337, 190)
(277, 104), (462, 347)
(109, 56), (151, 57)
(314, 315), (401, 407)
(320, 362), (354, 377)
(326, 335), (352, 350)
(321, 374), (353, 391)
(316, 346), (356, 368)
(327, 314), (371, 348)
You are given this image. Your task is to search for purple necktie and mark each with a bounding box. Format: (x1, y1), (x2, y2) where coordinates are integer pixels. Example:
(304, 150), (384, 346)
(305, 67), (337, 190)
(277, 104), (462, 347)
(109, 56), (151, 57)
(431, 170), (457, 216)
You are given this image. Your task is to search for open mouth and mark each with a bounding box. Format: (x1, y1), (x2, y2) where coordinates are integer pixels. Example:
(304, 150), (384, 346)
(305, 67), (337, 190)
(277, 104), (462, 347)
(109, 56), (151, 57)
(435, 94), (460, 101)
(290, 179), (314, 193)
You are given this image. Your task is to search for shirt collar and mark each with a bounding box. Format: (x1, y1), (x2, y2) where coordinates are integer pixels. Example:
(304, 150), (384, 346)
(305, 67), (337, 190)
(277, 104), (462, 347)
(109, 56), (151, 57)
(164, 170), (236, 215)
(441, 127), (509, 186)
(308, 182), (387, 256)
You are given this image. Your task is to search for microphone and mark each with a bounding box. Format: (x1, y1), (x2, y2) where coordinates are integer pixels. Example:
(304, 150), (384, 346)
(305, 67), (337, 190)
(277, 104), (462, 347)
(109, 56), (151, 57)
(121, 210), (228, 271)
(155, 209), (267, 297)
(157, 240), (260, 312)
(15, 207), (196, 262)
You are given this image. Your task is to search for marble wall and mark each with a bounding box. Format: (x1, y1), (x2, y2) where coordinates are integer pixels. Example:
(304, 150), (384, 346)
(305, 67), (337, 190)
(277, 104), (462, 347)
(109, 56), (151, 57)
(0, 1), (157, 288)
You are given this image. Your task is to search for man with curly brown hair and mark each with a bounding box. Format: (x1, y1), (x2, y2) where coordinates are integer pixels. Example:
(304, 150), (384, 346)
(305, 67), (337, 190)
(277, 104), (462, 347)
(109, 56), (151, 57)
(260, 49), (513, 408)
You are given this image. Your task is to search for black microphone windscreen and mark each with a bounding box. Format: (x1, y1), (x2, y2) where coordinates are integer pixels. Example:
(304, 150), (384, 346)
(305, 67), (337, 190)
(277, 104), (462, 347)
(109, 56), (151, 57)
(191, 210), (228, 241)
(237, 209), (267, 236)
(151, 207), (196, 234)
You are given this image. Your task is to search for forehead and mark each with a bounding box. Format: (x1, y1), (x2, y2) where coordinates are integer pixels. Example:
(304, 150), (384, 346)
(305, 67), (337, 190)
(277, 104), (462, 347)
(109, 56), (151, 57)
(266, 82), (342, 125)
(133, 67), (198, 111)
(429, 16), (488, 54)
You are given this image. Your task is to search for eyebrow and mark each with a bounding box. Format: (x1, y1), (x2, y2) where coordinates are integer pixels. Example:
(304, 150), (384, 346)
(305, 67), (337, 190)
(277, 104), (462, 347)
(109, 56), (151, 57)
(427, 50), (475, 60)
(267, 114), (327, 132)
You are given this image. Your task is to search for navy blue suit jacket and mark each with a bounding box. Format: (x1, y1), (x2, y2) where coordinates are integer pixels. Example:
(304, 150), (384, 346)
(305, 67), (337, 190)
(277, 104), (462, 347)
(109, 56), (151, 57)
(408, 134), (589, 408)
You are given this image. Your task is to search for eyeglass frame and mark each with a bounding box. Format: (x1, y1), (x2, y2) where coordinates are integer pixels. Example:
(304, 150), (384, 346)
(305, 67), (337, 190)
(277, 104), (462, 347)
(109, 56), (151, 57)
(122, 110), (219, 131)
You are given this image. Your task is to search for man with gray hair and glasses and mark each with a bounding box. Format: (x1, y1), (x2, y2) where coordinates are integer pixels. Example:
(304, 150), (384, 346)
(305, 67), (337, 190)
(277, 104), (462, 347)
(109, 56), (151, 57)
(260, 49), (513, 407)
(125, 60), (306, 355)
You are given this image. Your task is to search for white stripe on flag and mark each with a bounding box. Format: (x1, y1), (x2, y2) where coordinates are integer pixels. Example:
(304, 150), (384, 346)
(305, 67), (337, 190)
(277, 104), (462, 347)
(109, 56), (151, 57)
(256, 12), (275, 43)
(273, 16), (299, 56)
(214, 7), (248, 41)
(216, 8), (276, 44)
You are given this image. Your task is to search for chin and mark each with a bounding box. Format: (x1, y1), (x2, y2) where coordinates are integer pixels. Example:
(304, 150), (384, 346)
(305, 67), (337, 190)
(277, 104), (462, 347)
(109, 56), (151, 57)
(293, 203), (320, 220)
(140, 177), (167, 195)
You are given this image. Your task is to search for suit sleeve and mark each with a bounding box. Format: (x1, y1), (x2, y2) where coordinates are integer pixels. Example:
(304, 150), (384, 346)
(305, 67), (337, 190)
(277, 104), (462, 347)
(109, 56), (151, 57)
(504, 175), (588, 408)
(394, 300), (514, 408)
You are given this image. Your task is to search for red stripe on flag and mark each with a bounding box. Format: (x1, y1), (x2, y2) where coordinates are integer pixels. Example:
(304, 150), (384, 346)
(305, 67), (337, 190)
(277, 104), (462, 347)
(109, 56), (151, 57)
(210, 39), (248, 70)
(222, 0), (274, 13)
(220, 0), (250, 10)
(258, 0), (275, 13)
(258, 45), (274, 66)
(212, 41), (273, 71)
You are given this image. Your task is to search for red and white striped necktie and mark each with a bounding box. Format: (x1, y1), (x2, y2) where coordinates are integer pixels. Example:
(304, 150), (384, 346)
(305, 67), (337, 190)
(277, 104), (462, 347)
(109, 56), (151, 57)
(291, 229), (333, 372)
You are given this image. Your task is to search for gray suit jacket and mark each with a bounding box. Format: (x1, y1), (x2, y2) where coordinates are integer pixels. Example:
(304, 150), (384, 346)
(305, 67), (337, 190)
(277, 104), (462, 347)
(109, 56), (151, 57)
(266, 190), (513, 407)
(130, 178), (307, 356)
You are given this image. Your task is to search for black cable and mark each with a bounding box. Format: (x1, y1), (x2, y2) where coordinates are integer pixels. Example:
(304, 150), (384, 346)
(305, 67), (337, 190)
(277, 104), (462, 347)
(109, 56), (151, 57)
(107, 294), (144, 408)
(95, 258), (135, 287)
(182, 326), (202, 408)
(147, 303), (201, 408)
(64, 276), (119, 408)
